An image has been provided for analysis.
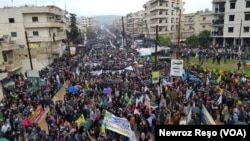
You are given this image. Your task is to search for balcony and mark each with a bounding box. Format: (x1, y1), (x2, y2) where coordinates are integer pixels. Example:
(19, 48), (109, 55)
(28, 36), (50, 42)
(214, 8), (225, 14)
(212, 19), (224, 26)
(158, 22), (168, 26)
(156, 13), (169, 18)
(150, 6), (169, 12)
(22, 7), (64, 16)
(5, 61), (22, 72)
(0, 73), (8, 81)
(0, 41), (17, 51)
(55, 35), (66, 40)
(24, 22), (64, 28)
(210, 31), (223, 37)
(183, 21), (195, 25)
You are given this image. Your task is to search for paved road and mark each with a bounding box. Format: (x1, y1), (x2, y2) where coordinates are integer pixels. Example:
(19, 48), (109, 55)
(38, 85), (67, 133)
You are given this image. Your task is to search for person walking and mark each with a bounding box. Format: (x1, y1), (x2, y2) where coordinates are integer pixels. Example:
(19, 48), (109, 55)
(237, 61), (241, 71)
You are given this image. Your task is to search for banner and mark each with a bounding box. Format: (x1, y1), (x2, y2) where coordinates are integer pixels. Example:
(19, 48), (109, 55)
(152, 71), (160, 84)
(28, 105), (44, 123)
(170, 59), (183, 77)
(26, 69), (40, 88)
(244, 60), (250, 71)
(201, 104), (216, 125)
(70, 47), (76, 56)
(103, 111), (130, 137)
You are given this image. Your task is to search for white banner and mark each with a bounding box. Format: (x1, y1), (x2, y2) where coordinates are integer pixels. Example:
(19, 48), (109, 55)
(103, 111), (130, 137)
(170, 59), (184, 77)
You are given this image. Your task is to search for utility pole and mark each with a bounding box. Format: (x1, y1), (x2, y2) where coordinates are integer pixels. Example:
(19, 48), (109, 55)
(239, 19), (242, 47)
(25, 31), (33, 70)
(155, 25), (158, 71)
(132, 22), (135, 48)
(49, 30), (53, 65)
(122, 17), (126, 48)
(176, 9), (181, 59)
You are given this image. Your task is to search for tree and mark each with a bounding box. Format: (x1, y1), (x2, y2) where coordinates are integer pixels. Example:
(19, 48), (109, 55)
(198, 30), (211, 47)
(185, 35), (199, 47)
(86, 27), (97, 40)
(68, 13), (81, 44)
(157, 36), (171, 46)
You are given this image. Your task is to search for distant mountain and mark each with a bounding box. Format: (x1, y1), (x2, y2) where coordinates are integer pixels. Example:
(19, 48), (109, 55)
(93, 15), (122, 25)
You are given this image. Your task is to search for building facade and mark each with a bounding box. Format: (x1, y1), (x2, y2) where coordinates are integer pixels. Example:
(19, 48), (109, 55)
(211, 0), (250, 47)
(182, 10), (213, 39)
(143, 0), (185, 39)
(0, 5), (68, 58)
(125, 10), (144, 36)
(0, 37), (23, 100)
(79, 16), (95, 27)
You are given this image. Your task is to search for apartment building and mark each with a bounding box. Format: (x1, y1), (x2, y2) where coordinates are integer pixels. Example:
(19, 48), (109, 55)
(0, 5), (68, 59)
(125, 10), (144, 36)
(182, 10), (213, 39)
(143, 0), (185, 39)
(79, 16), (95, 27)
(0, 37), (23, 99)
(211, 0), (250, 47)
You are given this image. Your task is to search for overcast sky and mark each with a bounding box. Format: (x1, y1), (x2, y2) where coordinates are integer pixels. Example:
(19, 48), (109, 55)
(1, 0), (212, 17)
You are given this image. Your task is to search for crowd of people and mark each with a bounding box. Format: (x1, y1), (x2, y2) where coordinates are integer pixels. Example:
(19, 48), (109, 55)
(0, 31), (250, 141)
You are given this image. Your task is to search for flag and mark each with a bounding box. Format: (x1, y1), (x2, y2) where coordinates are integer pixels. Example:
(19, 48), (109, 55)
(217, 94), (222, 104)
(75, 114), (85, 127)
(100, 122), (106, 134)
(124, 93), (129, 103)
(99, 98), (103, 107)
(84, 81), (89, 90)
(145, 99), (152, 115)
(216, 75), (221, 83)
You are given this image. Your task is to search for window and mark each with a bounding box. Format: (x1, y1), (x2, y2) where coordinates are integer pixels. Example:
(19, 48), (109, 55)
(229, 15), (235, 21)
(11, 32), (17, 37)
(203, 17), (206, 21)
(32, 17), (38, 22)
(228, 27), (234, 33)
(202, 25), (206, 28)
(230, 2), (235, 9)
(3, 53), (7, 62)
(246, 1), (250, 8)
(33, 31), (39, 36)
(244, 27), (249, 32)
(245, 13), (250, 20)
(9, 18), (15, 23)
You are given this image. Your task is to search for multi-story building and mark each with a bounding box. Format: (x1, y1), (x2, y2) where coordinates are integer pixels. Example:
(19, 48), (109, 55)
(0, 5), (68, 63)
(182, 10), (213, 39)
(211, 0), (250, 47)
(0, 37), (23, 99)
(125, 10), (144, 36)
(79, 16), (95, 27)
(143, 0), (185, 39)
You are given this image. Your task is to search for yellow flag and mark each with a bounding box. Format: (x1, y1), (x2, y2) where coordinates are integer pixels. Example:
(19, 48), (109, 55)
(75, 114), (85, 127)
(100, 123), (106, 134)
(216, 75), (221, 83)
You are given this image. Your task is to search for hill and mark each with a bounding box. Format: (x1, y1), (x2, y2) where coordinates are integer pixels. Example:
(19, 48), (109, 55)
(93, 15), (122, 25)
